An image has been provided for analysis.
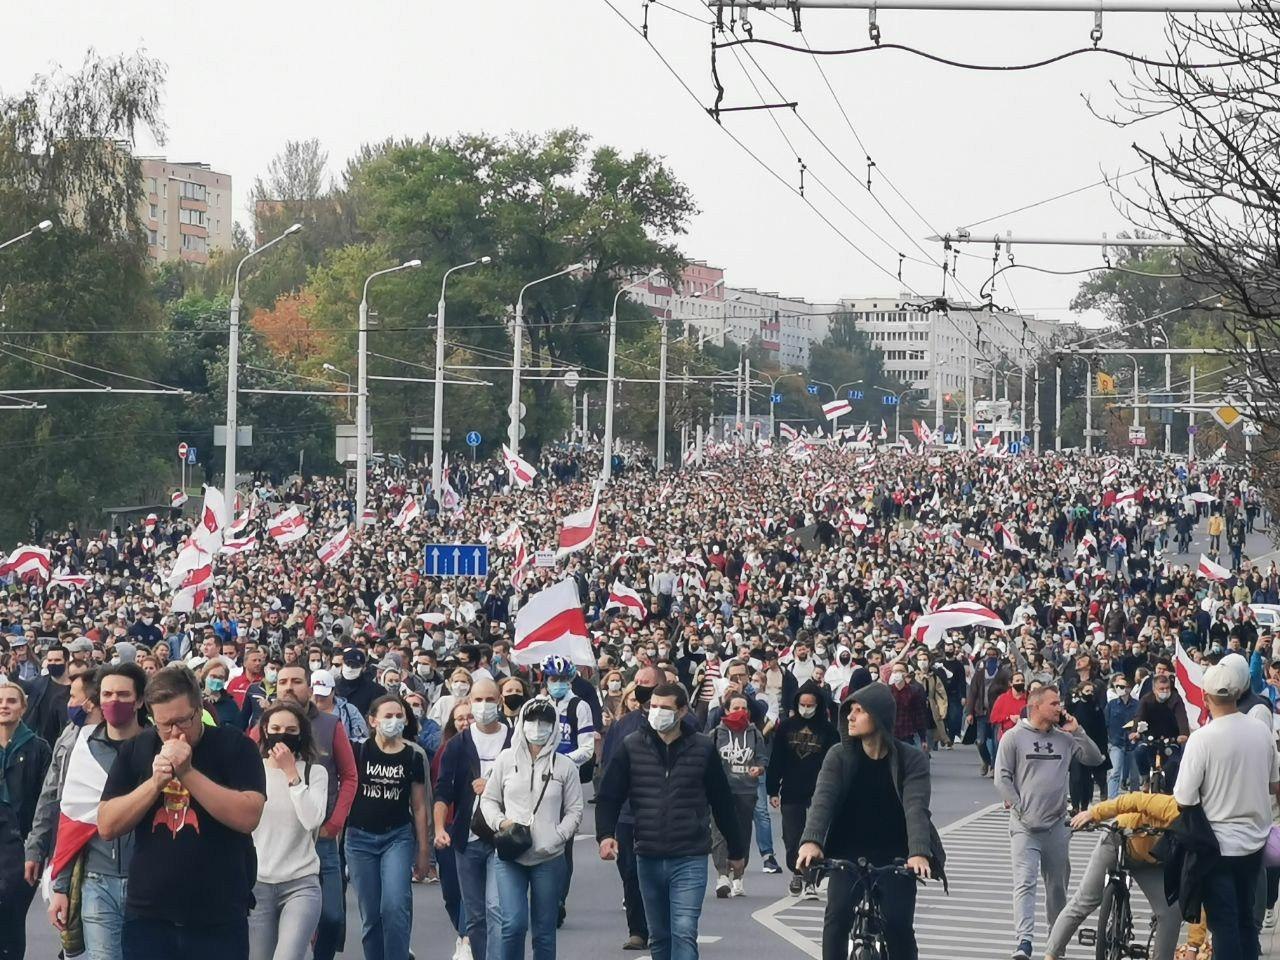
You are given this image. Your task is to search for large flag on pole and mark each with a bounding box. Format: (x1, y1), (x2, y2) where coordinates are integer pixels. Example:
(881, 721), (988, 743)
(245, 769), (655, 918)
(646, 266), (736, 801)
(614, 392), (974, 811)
(502, 445), (537, 488)
(317, 528), (353, 566)
(0, 545), (51, 582)
(1174, 638), (1208, 731)
(822, 399), (852, 421)
(557, 491), (600, 558)
(1197, 553), (1232, 581)
(606, 581), (647, 619)
(392, 496), (420, 531)
(909, 601), (1013, 648)
(191, 486), (227, 553)
(268, 506), (309, 545)
(511, 578), (594, 666)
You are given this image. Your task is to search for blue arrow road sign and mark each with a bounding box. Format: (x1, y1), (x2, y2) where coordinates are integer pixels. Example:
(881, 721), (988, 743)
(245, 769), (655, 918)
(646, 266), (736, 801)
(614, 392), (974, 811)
(1008, 441), (1022, 455)
(849, 390), (864, 401)
(806, 385), (819, 396)
(771, 392), (783, 405)
(423, 543), (489, 578)
(186, 447), (197, 465)
(465, 431), (482, 447)
(882, 394), (899, 405)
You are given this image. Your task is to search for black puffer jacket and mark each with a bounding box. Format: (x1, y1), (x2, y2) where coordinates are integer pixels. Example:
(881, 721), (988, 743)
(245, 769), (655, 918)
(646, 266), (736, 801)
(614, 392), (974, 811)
(595, 722), (745, 860)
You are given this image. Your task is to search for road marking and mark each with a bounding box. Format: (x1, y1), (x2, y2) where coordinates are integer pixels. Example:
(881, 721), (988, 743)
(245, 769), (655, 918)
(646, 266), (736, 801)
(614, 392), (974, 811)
(753, 803), (1160, 959)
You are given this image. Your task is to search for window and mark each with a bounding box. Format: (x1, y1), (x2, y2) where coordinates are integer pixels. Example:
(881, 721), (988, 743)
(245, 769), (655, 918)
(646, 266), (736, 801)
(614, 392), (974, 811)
(162, 183), (167, 199)
(149, 203), (158, 220)
(178, 180), (207, 202)
(147, 177), (157, 194)
(181, 233), (207, 253)
(179, 208), (206, 227)
(147, 228), (157, 246)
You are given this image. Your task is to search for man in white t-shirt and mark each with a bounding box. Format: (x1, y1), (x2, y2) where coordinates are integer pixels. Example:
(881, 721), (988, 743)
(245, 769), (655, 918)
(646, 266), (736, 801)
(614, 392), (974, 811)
(1174, 659), (1280, 960)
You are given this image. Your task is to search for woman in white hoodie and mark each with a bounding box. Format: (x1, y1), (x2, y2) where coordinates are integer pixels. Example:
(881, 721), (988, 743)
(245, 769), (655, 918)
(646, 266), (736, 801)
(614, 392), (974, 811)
(480, 697), (584, 960)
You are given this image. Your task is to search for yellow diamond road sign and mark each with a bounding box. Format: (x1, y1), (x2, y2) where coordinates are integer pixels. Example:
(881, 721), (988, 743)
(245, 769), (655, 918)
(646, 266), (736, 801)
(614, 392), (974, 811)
(1212, 404), (1243, 429)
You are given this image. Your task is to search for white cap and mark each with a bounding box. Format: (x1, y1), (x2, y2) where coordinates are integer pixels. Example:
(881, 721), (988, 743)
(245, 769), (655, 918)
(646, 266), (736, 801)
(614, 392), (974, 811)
(312, 669), (335, 696)
(1202, 659), (1247, 699)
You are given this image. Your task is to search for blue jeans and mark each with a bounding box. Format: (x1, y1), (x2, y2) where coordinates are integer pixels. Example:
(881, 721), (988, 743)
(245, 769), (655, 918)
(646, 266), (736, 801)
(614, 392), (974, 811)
(976, 717), (998, 768)
(1202, 850), (1264, 960)
(753, 777), (774, 857)
(81, 873), (127, 960)
(945, 697), (963, 741)
(345, 823), (415, 960)
(313, 836), (345, 960)
(636, 855), (708, 960)
(457, 840), (501, 960)
(437, 845), (464, 934)
(492, 855), (567, 960)
(1107, 745), (1139, 798)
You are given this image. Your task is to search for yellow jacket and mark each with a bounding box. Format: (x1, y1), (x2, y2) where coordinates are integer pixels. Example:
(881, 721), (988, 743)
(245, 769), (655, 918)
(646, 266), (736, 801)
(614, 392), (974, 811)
(1086, 792), (1206, 949)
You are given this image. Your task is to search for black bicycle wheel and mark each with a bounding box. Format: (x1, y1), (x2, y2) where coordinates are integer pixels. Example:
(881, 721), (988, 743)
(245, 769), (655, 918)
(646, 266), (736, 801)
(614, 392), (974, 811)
(848, 912), (884, 960)
(1096, 882), (1131, 960)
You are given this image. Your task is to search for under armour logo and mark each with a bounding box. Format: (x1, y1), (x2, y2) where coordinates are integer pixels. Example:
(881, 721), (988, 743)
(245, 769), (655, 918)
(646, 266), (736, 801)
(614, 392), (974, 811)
(1032, 741), (1055, 754)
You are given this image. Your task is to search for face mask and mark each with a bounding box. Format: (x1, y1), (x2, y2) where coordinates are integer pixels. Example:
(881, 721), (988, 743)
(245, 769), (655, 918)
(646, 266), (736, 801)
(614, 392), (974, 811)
(815, 647), (827, 657)
(473, 701), (500, 725)
(68, 704), (88, 727)
(377, 717), (406, 739)
(503, 693), (527, 712)
(648, 706), (678, 733)
(634, 684), (655, 706)
(451, 682), (470, 699)
(798, 705), (817, 719)
(1117, 688), (1131, 700)
(607, 680), (622, 693)
(416, 664), (434, 678)
(341, 665), (362, 681)
(309, 661), (323, 672)
(265, 669), (278, 684)
(47, 662), (66, 679)
(890, 673), (906, 688)
(141, 618), (153, 626)
(101, 700), (136, 727)
(206, 677), (226, 693)
(744, 683), (757, 696)
(526, 721), (555, 745)
(1156, 690), (1171, 702)
(917, 659), (930, 669)
(985, 657), (999, 670)
(547, 680), (571, 700)
(265, 732), (303, 754)
(1012, 682), (1026, 693)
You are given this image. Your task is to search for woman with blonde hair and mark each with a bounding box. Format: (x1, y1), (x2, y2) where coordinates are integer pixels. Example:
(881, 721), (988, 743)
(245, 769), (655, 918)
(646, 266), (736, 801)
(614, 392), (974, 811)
(199, 658), (241, 728)
(428, 667), (474, 728)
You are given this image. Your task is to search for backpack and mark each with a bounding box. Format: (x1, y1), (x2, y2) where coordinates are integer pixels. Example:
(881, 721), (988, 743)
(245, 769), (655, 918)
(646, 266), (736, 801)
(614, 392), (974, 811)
(565, 696), (595, 784)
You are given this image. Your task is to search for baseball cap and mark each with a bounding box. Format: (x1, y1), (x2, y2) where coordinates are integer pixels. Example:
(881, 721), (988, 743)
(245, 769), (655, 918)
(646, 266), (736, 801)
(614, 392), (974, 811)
(1202, 659), (1247, 699)
(342, 647), (367, 667)
(67, 637), (94, 654)
(312, 669), (336, 696)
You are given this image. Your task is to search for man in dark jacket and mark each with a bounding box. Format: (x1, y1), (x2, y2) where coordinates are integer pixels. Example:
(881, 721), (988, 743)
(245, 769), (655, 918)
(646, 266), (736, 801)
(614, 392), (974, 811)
(20, 645), (76, 746)
(334, 647), (383, 716)
(1133, 673), (1189, 789)
(597, 682), (745, 960)
(767, 681), (839, 897)
(797, 682), (943, 960)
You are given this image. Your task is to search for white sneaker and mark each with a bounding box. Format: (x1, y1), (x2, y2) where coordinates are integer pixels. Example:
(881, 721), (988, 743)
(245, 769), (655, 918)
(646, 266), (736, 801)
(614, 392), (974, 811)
(716, 874), (731, 898)
(1266, 908), (1277, 929)
(456, 937), (473, 960)
(731, 876), (745, 897)
(803, 881), (820, 900)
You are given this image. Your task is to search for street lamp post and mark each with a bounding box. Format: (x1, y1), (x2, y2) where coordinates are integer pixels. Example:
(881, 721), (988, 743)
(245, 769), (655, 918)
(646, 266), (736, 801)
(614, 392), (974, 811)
(322, 363), (353, 419)
(225, 223), (302, 510)
(875, 386), (915, 442)
(432, 256), (492, 497)
(358, 259), (423, 525)
(760, 371), (804, 439)
(0, 219), (53, 252)
(511, 264), (583, 460)
(606, 270), (659, 481)
(1128, 355), (1141, 462)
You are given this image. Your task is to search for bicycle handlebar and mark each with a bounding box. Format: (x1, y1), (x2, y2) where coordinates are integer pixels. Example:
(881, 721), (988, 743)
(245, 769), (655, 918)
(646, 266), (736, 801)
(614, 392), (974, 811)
(1075, 821), (1167, 838)
(811, 857), (921, 881)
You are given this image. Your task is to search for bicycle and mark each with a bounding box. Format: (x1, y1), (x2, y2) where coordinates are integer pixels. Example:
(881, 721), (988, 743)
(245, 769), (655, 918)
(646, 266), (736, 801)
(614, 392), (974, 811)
(1138, 735), (1180, 795)
(810, 858), (921, 960)
(1075, 822), (1166, 960)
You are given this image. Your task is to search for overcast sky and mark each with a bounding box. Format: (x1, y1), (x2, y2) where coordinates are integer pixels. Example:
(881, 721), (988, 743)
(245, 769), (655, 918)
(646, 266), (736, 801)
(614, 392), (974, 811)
(5, 0), (1191, 336)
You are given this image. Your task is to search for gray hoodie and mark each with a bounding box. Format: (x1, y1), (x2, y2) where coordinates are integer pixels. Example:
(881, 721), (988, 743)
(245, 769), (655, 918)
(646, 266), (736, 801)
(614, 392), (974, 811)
(994, 717), (1104, 831)
(480, 698), (585, 866)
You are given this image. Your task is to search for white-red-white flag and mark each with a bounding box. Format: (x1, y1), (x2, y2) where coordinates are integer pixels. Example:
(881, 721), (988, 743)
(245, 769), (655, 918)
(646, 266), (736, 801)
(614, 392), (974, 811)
(878, 420), (888, 441)
(170, 490), (188, 508)
(823, 398), (852, 420)
(512, 578), (593, 666)
(1175, 638), (1209, 731)
(49, 727), (108, 879)
(856, 422), (872, 443)
(49, 574), (91, 590)
(392, 497), (420, 531)
(171, 562), (213, 613)
(979, 434), (1003, 457)
(557, 492), (600, 558)
(318, 528), (353, 566)
(627, 535), (656, 550)
(1, 545), (51, 583)
(268, 506), (309, 545)
(909, 601), (1012, 648)
(191, 486), (227, 553)
(219, 535), (257, 556)
(779, 423), (799, 442)
(1197, 553), (1232, 582)
(497, 523), (524, 551)
(606, 581), (647, 619)
(502, 445), (537, 488)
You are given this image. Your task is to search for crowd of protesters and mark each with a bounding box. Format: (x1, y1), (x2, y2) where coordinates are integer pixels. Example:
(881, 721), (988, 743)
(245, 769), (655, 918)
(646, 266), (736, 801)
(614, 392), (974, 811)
(0, 438), (1277, 960)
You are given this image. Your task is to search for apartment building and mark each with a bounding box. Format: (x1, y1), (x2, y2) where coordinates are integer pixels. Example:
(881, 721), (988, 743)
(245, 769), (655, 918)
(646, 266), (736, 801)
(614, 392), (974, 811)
(138, 158), (233, 264)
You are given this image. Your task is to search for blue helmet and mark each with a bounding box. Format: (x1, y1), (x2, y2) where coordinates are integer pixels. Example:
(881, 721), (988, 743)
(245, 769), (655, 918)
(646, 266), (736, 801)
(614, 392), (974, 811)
(541, 655), (576, 679)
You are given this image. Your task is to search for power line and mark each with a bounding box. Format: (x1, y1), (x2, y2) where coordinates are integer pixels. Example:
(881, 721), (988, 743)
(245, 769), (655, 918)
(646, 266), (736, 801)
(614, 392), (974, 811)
(958, 167), (1146, 230)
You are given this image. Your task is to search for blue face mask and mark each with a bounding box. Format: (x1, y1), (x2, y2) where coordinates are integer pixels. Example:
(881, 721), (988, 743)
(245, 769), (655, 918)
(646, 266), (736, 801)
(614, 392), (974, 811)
(547, 680), (571, 700)
(744, 683), (757, 696)
(68, 705), (88, 727)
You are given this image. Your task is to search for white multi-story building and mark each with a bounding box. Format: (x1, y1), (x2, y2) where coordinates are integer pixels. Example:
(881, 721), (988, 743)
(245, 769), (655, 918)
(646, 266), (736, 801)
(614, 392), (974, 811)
(836, 295), (1056, 403)
(624, 261), (727, 345)
(723, 288), (843, 369)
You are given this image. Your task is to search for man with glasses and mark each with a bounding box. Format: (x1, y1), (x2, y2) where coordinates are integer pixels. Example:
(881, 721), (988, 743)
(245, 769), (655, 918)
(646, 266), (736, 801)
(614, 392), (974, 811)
(1104, 676), (1141, 798)
(99, 664), (266, 958)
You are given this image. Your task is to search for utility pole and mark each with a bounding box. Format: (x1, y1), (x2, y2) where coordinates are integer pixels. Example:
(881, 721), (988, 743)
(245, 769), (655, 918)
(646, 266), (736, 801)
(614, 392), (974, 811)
(965, 334), (974, 451)
(1164, 351), (1173, 455)
(657, 318), (669, 470)
(1033, 366), (1041, 453)
(1131, 358), (1141, 463)
(1085, 358), (1094, 456)
(744, 356), (751, 422)
(1188, 364), (1196, 459)
(1054, 362), (1062, 452)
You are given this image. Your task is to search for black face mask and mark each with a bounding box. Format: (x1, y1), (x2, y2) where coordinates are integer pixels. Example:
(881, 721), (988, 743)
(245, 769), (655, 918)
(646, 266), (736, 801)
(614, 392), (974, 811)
(264, 732), (303, 755)
(634, 684), (656, 706)
(503, 693), (527, 713)
(47, 662), (66, 679)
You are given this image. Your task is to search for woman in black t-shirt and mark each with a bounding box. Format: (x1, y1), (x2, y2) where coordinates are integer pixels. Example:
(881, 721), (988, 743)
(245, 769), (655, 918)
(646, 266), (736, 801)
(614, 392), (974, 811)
(345, 694), (430, 960)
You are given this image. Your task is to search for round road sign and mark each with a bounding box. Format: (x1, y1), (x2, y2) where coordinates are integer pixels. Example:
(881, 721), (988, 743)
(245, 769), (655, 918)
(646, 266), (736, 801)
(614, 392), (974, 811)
(466, 431), (482, 447)
(177, 442), (189, 460)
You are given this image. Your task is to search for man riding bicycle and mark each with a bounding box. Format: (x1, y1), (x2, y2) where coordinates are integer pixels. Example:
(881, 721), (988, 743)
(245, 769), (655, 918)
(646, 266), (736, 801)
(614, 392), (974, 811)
(1044, 791), (1205, 960)
(1132, 673), (1188, 789)
(797, 681), (945, 960)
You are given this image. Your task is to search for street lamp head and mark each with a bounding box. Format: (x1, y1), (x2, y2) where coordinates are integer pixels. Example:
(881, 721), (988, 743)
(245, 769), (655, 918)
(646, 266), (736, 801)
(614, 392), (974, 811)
(36, 220), (53, 233)
(479, 256), (493, 265)
(322, 363), (336, 372)
(403, 259), (422, 268)
(567, 263), (584, 272)
(285, 223), (303, 236)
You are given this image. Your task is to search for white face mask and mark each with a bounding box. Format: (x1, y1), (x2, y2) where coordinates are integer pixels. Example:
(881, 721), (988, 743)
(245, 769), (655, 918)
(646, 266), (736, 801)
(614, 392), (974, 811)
(473, 701), (500, 725)
(451, 682), (471, 699)
(309, 661), (323, 672)
(377, 717), (405, 739)
(890, 673), (906, 688)
(341, 665), (362, 681)
(1155, 690), (1171, 702)
(607, 680), (622, 693)
(798, 705), (817, 719)
(525, 721), (555, 745)
(648, 707), (678, 733)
